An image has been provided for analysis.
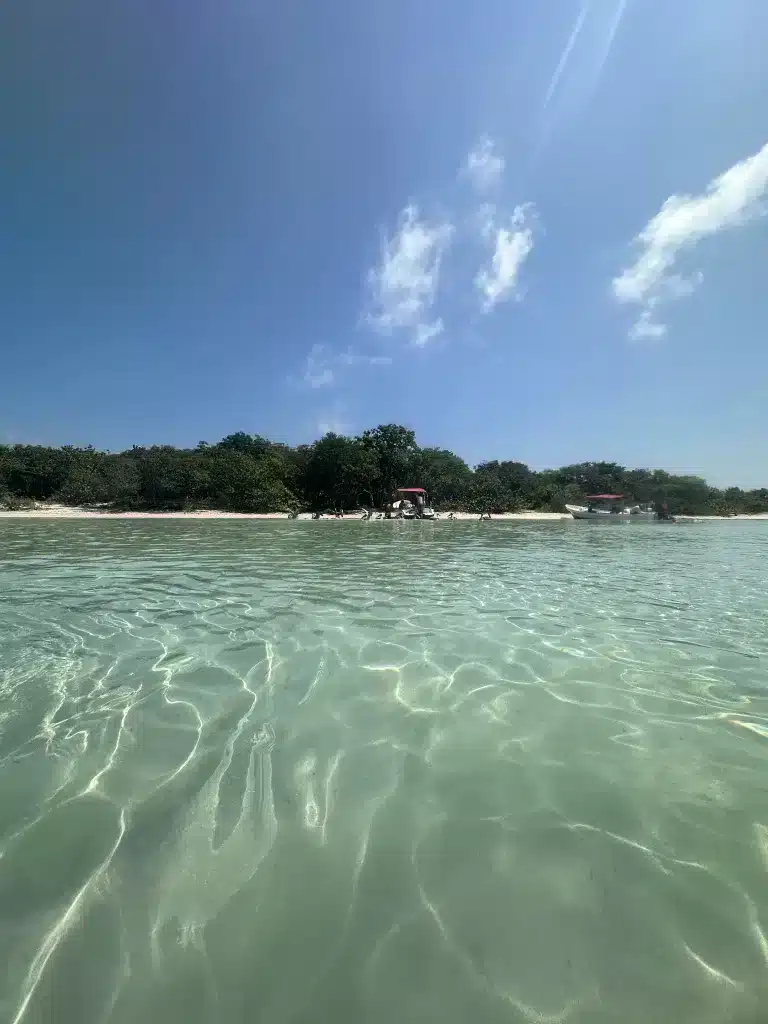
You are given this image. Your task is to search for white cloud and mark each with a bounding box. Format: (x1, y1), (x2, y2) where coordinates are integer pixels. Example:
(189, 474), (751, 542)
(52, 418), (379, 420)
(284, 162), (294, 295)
(292, 345), (392, 391)
(413, 320), (444, 347)
(628, 310), (666, 343)
(613, 140), (768, 337)
(366, 204), (453, 345)
(475, 202), (497, 238)
(303, 344), (335, 388)
(463, 137), (505, 192)
(475, 204), (536, 312)
(338, 349), (393, 367)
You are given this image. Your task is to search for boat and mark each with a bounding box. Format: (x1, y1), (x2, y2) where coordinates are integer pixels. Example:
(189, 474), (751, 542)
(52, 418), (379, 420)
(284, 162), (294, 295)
(395, 487), (436, 519)
(565, 494), (657, 522)
(627, 503), (657, 521)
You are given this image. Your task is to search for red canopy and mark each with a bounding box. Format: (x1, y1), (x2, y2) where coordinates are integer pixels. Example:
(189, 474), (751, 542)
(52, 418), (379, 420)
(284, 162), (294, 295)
(396, 487), (426, 493)
(585, 494), (623, 500)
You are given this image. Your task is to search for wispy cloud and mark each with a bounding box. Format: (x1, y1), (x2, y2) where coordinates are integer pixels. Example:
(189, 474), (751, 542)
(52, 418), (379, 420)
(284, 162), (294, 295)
(366, 204), (453, 345)
(413, 320), (444, 347)
(303, 344), (335, 388)
(628, 311), (667, 343)
(463, 136), (505, 192)
(294, 345), (392, 390)
(317, 407), (349, 436)
(364, 146), (535, 344)
(613, 141), (768, 338)
(317, 418), (348, 436)
(475, 204), (537, 312)
(338, 349), (393, 368)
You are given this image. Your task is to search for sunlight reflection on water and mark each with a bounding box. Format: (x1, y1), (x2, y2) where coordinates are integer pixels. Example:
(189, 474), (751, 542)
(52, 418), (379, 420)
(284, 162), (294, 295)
(1, 520), (767, 1023)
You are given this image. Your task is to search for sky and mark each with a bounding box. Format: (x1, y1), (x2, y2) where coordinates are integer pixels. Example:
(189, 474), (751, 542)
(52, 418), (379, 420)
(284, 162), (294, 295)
(2, 0), (767, 487)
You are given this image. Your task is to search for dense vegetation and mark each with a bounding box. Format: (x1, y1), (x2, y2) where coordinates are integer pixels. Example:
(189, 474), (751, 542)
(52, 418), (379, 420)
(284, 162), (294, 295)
(1, 426), (766, 516)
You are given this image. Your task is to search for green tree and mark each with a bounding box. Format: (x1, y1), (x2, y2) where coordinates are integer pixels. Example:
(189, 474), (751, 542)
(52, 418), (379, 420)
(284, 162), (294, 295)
(1, 429), (764, 517)
(302, 434), (379, 510)
(214, 433), (271, 459)
(132, 447), (208, 509)
(361, 424), (419, 505)
(209, 452), (294, 512)
(3, 445), (72, 500)
(473, 460), (536, 511)
(417, 448), (473, 507)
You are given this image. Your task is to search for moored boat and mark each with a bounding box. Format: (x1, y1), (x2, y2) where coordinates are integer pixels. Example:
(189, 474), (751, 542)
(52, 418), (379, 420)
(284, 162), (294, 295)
(566, 495), (673, 522)
(395, 487), (436, 519)
(566, 494), (645, 521)
(627, 503), (657, 521)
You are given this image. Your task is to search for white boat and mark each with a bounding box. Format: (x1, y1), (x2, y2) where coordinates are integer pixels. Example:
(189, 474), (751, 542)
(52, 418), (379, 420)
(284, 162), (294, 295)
(402, 505), (436, 519)
(627, 503), (657, 521)
(566, 495), (657, 522)
(566, 503), (630, 521)
(396, 487), (436, 519)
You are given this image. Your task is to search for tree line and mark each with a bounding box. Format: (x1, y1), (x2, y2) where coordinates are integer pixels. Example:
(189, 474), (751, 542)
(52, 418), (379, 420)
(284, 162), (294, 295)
(1, 425), (766, 516)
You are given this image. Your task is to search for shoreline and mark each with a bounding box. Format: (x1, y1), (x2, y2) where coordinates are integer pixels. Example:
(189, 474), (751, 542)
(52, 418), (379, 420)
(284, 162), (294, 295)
(2, 505), (768, 521)
(0, 505), (568, 521)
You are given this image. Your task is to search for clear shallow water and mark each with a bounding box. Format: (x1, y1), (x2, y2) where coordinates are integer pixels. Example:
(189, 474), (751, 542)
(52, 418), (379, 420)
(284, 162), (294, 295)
(1, 521), (767, 1024)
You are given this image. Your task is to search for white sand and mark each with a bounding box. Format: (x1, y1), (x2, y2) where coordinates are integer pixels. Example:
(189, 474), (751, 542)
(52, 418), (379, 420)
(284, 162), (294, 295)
(1, 504), (767, 521)
(0, 504), (570, 521)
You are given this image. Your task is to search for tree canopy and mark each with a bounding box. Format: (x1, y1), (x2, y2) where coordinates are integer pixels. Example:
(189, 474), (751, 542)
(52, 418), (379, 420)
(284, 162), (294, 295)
(0, 428), (765, 516)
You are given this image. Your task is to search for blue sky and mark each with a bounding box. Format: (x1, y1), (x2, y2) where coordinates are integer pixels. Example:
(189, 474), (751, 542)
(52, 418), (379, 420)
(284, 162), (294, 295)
(2, 0), (767, 486)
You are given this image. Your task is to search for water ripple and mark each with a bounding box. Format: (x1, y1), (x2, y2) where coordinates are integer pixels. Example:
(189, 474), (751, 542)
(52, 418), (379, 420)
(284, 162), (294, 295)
(0, 519), (767, 1022)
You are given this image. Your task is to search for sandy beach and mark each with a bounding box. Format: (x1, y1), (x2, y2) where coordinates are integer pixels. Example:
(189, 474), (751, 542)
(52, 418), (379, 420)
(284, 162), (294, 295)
(0, 504), (569, 521)
(2, 504), (768, 521)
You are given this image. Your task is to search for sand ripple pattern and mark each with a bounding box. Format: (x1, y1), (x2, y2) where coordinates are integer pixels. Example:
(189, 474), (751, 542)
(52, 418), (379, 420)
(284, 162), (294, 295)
(1, 520), (768, 1023)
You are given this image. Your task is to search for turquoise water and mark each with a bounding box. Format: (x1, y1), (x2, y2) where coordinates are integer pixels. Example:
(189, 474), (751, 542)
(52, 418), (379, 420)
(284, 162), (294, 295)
(1, 520), (767, 1024)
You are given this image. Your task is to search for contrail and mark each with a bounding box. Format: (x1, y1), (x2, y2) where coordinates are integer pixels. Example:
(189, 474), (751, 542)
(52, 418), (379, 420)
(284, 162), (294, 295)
(525, 0), (629, 186)
(541, 0), (590, 116)
(593, 0), (630, 88)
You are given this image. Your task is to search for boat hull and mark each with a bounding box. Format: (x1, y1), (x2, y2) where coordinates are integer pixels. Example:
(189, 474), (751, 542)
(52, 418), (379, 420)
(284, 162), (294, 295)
(565, 504), (656, 522)
(566, 504), (628, 521)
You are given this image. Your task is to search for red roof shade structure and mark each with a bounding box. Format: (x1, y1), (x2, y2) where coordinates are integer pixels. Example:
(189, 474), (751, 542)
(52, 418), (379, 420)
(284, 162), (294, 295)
(396, 487), (426, 493)
(585, 494), (624, 500)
